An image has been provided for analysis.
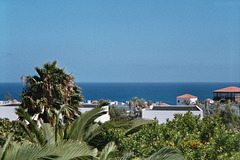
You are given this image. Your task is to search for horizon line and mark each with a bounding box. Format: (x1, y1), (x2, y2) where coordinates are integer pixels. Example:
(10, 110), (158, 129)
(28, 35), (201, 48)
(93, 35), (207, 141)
(0, 81), (240, 83)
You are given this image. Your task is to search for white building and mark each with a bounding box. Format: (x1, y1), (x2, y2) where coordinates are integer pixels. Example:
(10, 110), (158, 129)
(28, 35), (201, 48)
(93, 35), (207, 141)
(142, 105), (203, 123)
(0, 100), (20, 121)
(205, 98), (214, 104)
(0, 102), (110, 123)
(176, 94), (198, 105)
(80, 104), (110, 123)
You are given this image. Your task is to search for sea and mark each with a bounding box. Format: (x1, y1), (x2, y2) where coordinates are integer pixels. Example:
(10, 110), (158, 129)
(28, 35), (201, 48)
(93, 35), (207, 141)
(1, 82), (240, 105)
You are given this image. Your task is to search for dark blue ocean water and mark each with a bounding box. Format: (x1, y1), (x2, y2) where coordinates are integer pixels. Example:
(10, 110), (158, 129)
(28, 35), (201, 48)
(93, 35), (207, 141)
(0, 82), (240, 105)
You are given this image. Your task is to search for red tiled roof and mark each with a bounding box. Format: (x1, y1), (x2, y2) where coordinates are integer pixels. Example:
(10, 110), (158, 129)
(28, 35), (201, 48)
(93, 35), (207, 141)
(160, 103), (169, 106)
(177, 94), (197, 98)
(91, 100), (98, 104)
(205, 98), (213, 101)
(213, 86), (240, 93)
(11, 99), (19, 103)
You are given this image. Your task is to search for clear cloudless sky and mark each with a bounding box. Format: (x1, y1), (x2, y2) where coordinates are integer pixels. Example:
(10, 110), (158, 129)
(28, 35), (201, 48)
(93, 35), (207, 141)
(0, 0), (240, 82)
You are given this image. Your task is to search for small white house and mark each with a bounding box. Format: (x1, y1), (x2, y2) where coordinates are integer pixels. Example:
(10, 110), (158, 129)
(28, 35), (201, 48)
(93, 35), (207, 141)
(205, 98), (214, 104)
(176, 94), (198, 105)
(142, 105), (203, 123)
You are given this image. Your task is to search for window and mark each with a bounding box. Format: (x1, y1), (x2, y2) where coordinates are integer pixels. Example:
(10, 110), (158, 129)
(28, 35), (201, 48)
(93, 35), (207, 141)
(227, 93), (231, 97)
(214, 93), (217, 97)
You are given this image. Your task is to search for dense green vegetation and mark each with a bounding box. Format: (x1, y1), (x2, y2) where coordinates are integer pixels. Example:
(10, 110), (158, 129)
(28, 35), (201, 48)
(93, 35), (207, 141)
(0, 105), (183, 160)
(1, 102), (239, 159)
(1, 61), (240, 159)
(0, 118), (31, 146)
(104, 111), (240, 159)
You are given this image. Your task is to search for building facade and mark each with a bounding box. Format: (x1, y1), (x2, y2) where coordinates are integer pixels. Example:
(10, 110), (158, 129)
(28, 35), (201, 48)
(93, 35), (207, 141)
(213, 86), (240, 102)
(176, 94), (198, 105)
(142, 105), (203, 123)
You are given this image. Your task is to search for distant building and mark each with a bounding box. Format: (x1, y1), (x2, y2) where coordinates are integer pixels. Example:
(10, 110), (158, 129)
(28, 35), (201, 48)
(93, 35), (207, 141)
(80, 103), (110, 123)
(176, 94), (198, 105)
(0, 101), (20, 121)
(213, 86), (240, 102)
(159, 103), (169, 106)
(142, 105), (203, 123)
(205, 98), (214, 104)
(0, 103), (110, 123)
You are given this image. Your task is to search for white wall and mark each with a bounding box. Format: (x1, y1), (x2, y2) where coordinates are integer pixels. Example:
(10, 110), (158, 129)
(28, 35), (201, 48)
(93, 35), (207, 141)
(176, 98), (198, 105)
(142, 108), (203, 124)
(0, 105), (110, 123)
(0, 106), (18, 121)
(79, 106), (110, 123)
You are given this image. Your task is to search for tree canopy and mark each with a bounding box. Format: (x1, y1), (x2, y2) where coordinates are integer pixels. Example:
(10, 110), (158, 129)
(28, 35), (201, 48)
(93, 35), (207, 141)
(19, 61), (83, 125)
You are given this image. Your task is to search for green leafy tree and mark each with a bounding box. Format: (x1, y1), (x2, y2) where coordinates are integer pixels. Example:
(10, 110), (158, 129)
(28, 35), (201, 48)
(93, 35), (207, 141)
(19, 61), (83, 125)
(209, 101), (221, 115)
(104, 111), (240, 159)
(109, 105), (129, 121)
(219, 101), (240, 130)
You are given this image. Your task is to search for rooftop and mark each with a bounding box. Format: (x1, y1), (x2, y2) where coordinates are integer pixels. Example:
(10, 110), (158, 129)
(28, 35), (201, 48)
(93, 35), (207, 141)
(151, 105), (201, 111)
(213, 86), (240, 93)
(205, 98), (213, 101)
(177, 94), (197, 98)
(160, 103), (169, 106)
(81, 104), (98, 108)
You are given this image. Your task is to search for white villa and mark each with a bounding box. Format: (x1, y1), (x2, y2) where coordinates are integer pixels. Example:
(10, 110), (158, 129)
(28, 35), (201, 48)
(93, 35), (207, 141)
(176, 94), (198, 105)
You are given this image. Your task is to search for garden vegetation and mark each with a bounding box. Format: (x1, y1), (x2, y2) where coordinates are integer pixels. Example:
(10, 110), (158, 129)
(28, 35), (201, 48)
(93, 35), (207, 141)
(0, 61), (240, 159)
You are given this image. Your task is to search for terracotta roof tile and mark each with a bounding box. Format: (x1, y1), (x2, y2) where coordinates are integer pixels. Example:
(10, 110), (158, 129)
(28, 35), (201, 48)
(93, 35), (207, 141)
(206, 98), (213, 101)
(160, 103), (169, 106)
(213, 86), (240, 93)
(177, 94), (197, 98)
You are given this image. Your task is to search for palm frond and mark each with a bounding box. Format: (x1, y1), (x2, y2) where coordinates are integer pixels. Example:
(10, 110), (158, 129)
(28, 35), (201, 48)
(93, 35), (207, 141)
(18, 121), (36, 143)
(4, 140), (97, 160)
(147, 147), (184, 160)
(0, 134), (12, 160)
(125, 118), (153, 135)
(115, 152), (134, 160)
(98, 142), (117, 160)
(41, 123), (55, 145)
(56, 140), (97, 160)
(66, 105), (106, 141)
(83, 123), (102, 142)
(15, 107), (45, 145)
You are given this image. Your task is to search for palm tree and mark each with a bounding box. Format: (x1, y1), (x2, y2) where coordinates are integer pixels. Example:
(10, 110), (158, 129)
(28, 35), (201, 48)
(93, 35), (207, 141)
(127, 100), (133, 111)
(19, 61), (83, 125)
(147, 100), (153, 108)
(132, 97), (138, 108)
(209, 101), (221, 115)
(16, 103), (108, 145)
(0, 136), (184, 160)
(234, 101), (240, 115)
(0, 135), (98, 160)
(203, 99), (209, 115)
(9, 103), (185, 160)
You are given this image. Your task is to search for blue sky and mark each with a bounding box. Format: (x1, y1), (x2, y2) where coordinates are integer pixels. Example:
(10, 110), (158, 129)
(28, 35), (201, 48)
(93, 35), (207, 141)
(0, 0), (240, 82)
